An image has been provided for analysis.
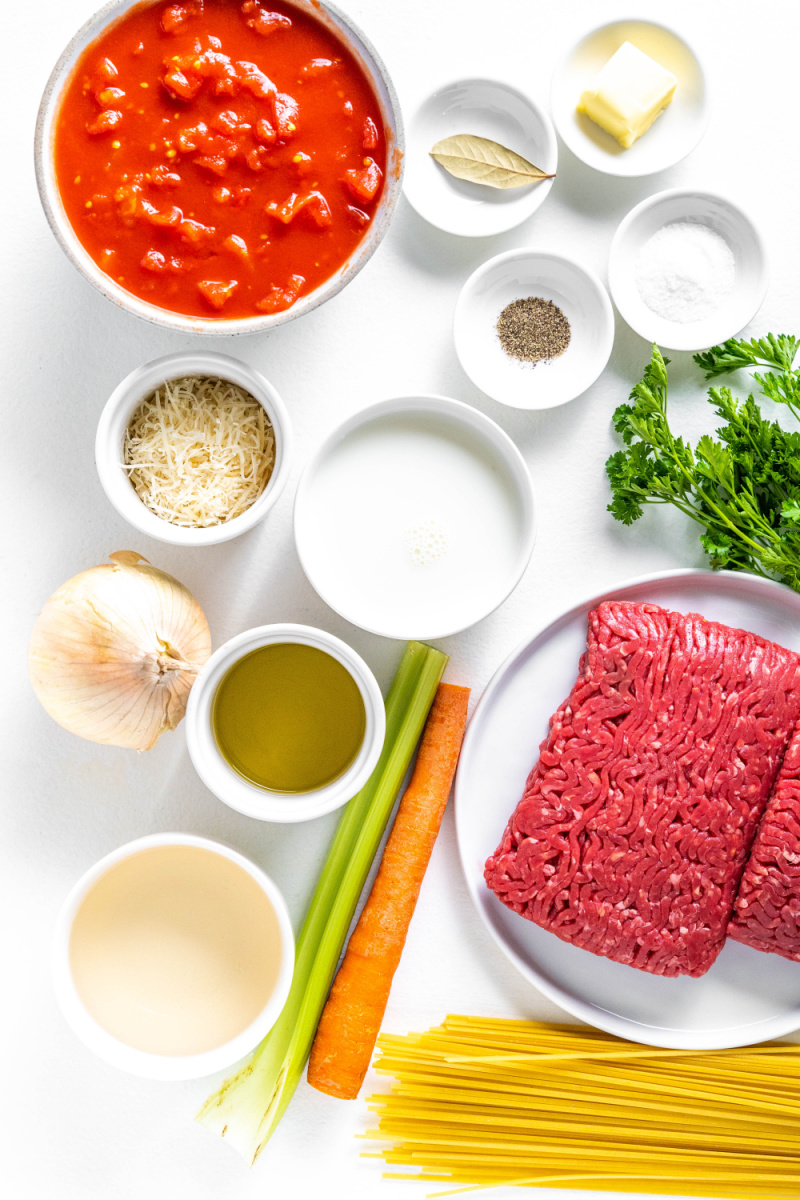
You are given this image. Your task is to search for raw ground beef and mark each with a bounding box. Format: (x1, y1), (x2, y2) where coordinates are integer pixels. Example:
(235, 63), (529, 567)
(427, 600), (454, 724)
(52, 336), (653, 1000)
(484, 601), (800, 977)
(729, 724), (800, 960)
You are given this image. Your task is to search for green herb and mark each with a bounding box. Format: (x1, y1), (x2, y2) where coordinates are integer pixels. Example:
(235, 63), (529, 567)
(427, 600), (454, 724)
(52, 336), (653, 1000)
(196, 639), (448, 1164)
(606, 337), (800, 590)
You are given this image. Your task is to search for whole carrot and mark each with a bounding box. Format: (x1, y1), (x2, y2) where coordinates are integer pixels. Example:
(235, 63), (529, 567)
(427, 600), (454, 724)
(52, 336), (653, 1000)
(306, 681), (470, 1100)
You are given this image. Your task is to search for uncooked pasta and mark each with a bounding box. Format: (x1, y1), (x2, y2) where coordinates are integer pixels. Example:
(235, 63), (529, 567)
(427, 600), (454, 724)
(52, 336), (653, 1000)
(363, 1015), (800, 1198)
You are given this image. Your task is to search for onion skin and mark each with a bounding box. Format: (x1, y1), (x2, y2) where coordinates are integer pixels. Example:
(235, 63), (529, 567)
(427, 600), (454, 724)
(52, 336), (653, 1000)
(28, 551), (212, 750)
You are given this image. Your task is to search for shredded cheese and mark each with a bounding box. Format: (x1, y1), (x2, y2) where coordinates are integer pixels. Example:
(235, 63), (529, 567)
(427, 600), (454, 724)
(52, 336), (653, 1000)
(123, 375), (276, 527)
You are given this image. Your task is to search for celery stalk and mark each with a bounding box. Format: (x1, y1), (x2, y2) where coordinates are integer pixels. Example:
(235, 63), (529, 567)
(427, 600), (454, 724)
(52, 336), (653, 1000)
(196, 640), (448, 1164)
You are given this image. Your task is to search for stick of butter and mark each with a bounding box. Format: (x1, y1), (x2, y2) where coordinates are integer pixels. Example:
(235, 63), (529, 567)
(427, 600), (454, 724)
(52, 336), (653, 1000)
(577, 42), (677, 149)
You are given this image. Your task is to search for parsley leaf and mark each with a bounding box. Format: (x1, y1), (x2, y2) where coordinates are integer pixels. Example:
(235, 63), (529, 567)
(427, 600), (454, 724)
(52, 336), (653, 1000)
(695, 334), (800, 379)
(606, 338), (800, 591)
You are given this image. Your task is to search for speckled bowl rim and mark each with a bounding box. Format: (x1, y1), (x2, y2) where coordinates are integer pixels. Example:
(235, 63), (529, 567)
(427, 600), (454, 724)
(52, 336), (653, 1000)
(34, 0), (404, 335)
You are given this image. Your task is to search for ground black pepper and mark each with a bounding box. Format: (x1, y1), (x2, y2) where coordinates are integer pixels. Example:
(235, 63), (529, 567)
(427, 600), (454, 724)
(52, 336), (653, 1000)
(496, 296), (571, 364)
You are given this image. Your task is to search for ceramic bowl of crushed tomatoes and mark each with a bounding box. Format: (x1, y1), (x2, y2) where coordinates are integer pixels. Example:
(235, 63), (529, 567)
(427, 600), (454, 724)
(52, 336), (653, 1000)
(35, 0), (403, 333)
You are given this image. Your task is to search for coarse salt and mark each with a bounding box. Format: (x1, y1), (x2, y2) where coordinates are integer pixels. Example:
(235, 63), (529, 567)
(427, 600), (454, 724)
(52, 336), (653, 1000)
(635, 220), (735, 323)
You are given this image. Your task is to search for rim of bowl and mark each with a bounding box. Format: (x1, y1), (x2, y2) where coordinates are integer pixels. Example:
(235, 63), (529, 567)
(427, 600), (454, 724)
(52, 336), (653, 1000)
(95, 351), (293, 546)
(550, 16), (709, 178)
(453, 247), (616, 409)
(405, 75), (558, 238)
(293, 394), (537, 639)
(607, 187), (769, 351)
(34, 0), (405, 335)
(185, 623), (386, 822)
(52, 832), (296, 1080)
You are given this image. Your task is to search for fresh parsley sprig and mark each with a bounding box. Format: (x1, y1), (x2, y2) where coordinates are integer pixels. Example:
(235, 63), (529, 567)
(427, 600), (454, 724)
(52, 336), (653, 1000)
(606, 337), (800, 591)
(694, 333), (800, 380)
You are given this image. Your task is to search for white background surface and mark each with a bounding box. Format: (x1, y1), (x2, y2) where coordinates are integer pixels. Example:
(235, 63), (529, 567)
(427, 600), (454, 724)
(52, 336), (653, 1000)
(4, 1), (800, 1198)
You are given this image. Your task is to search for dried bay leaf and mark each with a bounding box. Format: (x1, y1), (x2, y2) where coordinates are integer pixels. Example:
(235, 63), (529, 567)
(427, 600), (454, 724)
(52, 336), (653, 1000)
(430, 134), (555, 189)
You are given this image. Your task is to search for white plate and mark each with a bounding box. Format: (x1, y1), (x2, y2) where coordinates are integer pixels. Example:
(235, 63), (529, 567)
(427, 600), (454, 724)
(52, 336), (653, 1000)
(293, 394), (536, 640)
(608, 189), (769, 352)
(454, 249), (614, 409)
(404, 77), (557, 237)
(455, 568), (800, 1049)
(551, 19), (709, 177)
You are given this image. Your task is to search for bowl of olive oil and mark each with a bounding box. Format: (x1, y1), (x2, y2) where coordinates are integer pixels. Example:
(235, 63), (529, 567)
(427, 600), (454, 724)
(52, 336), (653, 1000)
(185, 625), (386, 822)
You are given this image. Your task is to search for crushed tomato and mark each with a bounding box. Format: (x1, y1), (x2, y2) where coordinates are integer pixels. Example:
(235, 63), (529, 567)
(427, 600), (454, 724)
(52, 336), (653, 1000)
(54, 0), (387, 319)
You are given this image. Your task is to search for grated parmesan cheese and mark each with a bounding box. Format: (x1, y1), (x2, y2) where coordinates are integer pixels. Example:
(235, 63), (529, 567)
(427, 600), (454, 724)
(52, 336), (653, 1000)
(123, 375), (276, 527)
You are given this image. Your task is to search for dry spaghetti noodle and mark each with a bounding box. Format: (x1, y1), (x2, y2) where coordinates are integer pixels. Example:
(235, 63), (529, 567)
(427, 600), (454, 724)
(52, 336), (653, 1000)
(363, 1015), (800, 1197)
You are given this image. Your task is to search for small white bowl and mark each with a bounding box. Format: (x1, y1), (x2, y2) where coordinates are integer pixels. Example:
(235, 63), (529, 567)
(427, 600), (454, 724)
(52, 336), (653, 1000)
(404, 77), (557, 237)
(551, 19), (709, 177)
(185, 624), (385, 822)
(608, 189), (768, 351)
(294, 395), (536, 639)
(53, 833), (295, 1080)
(454, 249), (615, 409)
(96, 352), (292, 546)
(35, 0), (404, 335)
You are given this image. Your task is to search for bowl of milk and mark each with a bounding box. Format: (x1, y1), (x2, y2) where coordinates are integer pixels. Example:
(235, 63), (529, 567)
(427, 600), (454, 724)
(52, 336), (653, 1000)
(293, 394), (536, 640)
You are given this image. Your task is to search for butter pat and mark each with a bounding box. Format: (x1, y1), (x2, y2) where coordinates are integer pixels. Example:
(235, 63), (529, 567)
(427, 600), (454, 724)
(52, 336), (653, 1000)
(577, 41), (677, 149)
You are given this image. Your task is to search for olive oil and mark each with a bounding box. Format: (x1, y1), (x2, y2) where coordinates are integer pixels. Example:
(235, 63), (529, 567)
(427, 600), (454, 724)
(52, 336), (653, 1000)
(212, 642), (366, 792)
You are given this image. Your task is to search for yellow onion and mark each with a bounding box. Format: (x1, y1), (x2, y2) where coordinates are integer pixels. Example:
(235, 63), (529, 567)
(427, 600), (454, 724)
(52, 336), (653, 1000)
(28, 551), (212, 750)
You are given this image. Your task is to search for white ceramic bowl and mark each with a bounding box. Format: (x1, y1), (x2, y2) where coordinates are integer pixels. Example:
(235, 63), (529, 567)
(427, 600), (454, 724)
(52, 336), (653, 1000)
(95, 352), (292, 546)
(608, 189), (768, 352)
(454, 249), (615, 409)
(34, 0), (404, 335)
(294, 395), (536, 639)
(551, 19), (709, 177)
(53, 833), (295, 1079)
(404, 77), (557, 237)
(186, 624), (385, 822)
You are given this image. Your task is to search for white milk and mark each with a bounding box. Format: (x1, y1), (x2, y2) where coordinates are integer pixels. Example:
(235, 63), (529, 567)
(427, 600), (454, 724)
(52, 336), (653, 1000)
(298, 411), (529, 637)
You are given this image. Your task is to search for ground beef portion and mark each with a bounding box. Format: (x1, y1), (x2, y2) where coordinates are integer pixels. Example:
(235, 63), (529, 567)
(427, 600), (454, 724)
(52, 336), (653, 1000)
(729, 725), (800, 960)
(484, 601), (800, 978)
